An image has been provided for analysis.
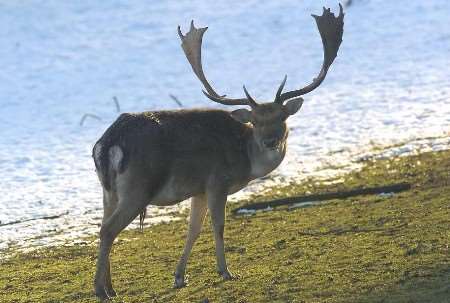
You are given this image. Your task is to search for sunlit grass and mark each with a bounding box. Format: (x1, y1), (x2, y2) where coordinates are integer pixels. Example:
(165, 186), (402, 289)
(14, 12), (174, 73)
(1, 149), (449, 302)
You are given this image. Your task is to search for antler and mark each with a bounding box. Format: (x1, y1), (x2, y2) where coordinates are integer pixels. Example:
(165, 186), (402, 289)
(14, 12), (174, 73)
(178, 21), (258, 107)
(276, 4), (344, 104)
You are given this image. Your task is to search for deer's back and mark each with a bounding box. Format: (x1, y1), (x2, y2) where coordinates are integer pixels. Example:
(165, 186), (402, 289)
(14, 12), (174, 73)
(93, 109), (252, 203)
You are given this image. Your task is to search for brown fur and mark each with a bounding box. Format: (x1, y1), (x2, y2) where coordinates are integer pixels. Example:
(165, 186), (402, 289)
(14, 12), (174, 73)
(93, 109), (252, 194)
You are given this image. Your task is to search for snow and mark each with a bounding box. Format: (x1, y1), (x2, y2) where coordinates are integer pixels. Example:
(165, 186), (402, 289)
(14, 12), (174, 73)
(378, 193), (394, 198)
(1, 0), (449, 253)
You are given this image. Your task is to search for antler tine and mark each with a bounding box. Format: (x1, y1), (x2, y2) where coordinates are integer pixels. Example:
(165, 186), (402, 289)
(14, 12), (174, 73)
(242, 85), (258, 107)
(178, 21), (256, 107)
(274, 75), (287, 104)
(278, 3), (344, 103)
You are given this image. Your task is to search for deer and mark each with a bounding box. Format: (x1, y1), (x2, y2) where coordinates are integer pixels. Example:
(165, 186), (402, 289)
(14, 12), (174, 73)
(92, 5), (344, 301)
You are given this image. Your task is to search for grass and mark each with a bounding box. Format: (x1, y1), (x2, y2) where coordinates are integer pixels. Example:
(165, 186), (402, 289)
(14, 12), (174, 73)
(1, 149), (449, 302)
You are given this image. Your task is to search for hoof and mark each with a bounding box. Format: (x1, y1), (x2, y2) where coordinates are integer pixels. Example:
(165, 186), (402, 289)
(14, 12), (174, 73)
(173, 273), (186, 289)
(95, 289), (110, 302)
(106, 287), (117, 298)
(95, 282), (111, 302)
(219, 269), (236, 281)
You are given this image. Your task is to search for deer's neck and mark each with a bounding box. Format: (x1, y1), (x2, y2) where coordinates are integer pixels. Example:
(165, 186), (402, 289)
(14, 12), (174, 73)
(247, 132), (287, 180)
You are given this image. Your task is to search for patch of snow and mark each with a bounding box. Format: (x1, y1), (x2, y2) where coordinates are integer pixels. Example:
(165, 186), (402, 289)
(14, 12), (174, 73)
(288, 201), (323, 210)
(236, 209), (257, 216)
(378, 192), (395, 198)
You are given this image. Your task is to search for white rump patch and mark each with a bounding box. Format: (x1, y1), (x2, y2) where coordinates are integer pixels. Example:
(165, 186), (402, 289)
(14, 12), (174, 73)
(108, 145), (123, 171)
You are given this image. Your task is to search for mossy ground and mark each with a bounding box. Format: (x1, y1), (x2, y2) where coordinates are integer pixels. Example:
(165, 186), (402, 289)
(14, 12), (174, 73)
(1, 149), (449, 303)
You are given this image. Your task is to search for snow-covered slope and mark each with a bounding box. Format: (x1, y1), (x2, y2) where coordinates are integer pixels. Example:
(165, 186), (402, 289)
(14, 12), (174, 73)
(1, 0), (449, 251)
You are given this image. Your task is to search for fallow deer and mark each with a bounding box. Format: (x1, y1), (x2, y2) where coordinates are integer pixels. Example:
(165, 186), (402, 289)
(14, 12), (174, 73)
(93, 5), (344, 300)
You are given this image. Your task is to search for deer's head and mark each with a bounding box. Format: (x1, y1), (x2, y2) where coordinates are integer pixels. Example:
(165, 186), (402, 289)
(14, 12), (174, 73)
(178, 5), (344, 151)
(228, 81), (304, 150)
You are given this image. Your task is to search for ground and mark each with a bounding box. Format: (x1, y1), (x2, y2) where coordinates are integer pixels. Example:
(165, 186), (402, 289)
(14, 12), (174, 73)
(1, 149), (449, 303)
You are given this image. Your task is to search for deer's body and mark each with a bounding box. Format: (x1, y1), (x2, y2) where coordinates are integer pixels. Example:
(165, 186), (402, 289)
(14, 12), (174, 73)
(93, 109), (286, 207)
(93, 5), (343, 301)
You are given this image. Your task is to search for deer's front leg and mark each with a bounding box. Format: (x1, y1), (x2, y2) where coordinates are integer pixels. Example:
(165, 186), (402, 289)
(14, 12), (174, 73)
(207, 189), (234, 280)
(174, 194), (208, 288)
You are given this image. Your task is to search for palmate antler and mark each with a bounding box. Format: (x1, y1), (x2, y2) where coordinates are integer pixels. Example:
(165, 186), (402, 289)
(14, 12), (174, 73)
(178, 21), (258, 107)
(276, 4), (345, 104)
(178, 4), (344, 107)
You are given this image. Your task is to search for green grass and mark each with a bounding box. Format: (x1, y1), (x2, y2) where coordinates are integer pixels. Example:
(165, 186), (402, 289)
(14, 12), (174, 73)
(1, 149), (449, 303)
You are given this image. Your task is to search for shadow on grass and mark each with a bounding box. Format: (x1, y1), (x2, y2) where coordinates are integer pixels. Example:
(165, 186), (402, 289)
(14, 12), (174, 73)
(352, 263), (450, 303)
(233, 183), (411, 214)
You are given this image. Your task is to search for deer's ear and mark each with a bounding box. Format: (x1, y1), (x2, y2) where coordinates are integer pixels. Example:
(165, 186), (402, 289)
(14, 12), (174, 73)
(230, 108), (252, 123)
(284, 98), (304, 116)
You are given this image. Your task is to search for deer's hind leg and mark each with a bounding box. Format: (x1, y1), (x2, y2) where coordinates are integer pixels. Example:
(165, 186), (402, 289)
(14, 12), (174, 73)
(94, 188), (148, 301)
(101, 189), (118, 297)
(174, 194), (208, 288)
